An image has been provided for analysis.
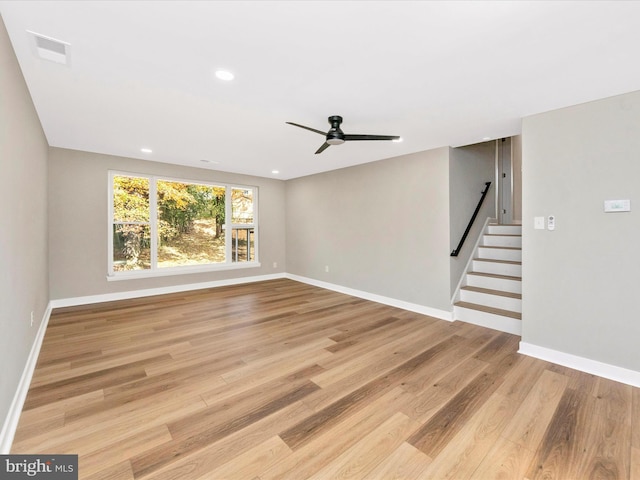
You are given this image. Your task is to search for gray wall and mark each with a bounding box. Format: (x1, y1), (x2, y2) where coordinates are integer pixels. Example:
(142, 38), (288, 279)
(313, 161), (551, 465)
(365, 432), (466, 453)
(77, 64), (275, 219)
(48, 148), (286, 299)
(286, 148), (452, 311)
(522, 90), (640, 371)
(449, 142), (496, 295)
(0, 16), (49, 435)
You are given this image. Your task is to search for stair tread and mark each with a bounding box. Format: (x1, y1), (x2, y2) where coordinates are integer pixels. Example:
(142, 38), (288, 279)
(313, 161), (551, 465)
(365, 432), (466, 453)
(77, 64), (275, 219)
(467, 271), (522, 281)
(454, 301), (522, 320)
(484, 233), (522, 237)
(474, 258), (521, 265)
(461, 286), (522, 299)
(479, 245), (522, 251)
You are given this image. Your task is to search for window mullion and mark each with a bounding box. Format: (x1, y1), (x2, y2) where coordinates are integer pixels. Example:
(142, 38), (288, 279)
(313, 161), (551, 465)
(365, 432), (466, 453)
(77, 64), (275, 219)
(150, 177), (158, 270)
(225, 186), (232, 263)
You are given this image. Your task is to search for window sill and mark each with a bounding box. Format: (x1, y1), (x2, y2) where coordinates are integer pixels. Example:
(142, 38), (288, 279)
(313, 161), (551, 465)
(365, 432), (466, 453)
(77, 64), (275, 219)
(107, 262), (261, 281)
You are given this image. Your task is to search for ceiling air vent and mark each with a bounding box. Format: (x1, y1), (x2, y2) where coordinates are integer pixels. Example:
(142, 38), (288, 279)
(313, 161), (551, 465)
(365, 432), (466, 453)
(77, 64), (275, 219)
(28, 31), (70, 65)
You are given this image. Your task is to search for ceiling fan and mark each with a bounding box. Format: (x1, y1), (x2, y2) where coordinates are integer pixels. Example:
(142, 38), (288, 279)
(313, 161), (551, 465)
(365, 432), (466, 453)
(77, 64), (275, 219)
(286, 115), (401, 154)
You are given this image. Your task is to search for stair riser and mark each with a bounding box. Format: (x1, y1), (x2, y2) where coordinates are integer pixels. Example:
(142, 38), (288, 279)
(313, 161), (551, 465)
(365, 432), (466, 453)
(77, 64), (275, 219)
(472, 260), (522, 277)
(466, 275), (521, 294)
(454, 306), (522, 336)
(477, 247), (522, 262)
(487, 225), (522, 235)
(459, 290), (522, 312)
(482, 236), (522, 248)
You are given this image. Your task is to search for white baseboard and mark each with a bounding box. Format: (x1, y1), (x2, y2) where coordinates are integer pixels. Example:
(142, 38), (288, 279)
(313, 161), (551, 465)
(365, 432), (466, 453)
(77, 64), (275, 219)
(519, 342), (640, 388)
(286, 273), (453, 321)
(0, 304), (53, 454)
(50, 273), (287, 309)
(45, 272), (453, 321)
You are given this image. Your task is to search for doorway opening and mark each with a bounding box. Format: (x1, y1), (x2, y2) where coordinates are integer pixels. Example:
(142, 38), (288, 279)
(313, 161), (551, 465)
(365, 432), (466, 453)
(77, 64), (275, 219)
(496, 136), (522, 225)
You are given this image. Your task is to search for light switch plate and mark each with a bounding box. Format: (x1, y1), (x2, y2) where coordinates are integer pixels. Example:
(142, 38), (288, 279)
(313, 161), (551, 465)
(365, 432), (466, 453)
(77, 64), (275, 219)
(534, 216), (545, 229)
(604, 199), (631, 212)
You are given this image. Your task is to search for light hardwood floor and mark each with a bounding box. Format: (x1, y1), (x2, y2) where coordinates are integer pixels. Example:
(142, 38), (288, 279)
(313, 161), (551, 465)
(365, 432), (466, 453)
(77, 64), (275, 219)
(12, 278), (639, 479)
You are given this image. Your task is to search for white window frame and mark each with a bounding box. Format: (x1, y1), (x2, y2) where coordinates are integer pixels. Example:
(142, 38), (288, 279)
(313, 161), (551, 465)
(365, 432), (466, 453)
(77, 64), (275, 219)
(108, 170), (259, 280)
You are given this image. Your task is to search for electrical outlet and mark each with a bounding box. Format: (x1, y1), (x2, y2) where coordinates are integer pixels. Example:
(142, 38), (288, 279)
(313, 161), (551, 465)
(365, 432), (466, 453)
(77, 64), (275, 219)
(325, 265), (329, 273)
(30, 311), (34, 327)
(273, 262), (277, 268)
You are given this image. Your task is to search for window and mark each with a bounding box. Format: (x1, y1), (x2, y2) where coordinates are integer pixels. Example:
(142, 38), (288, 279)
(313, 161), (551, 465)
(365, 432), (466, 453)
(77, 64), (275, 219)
(109, 172), (258, 278)
(231, 188), (255, 263)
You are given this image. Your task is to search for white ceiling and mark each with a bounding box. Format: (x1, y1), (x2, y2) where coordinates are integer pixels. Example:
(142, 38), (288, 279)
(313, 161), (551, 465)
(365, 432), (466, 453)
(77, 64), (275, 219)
(2, 1), (640, 180)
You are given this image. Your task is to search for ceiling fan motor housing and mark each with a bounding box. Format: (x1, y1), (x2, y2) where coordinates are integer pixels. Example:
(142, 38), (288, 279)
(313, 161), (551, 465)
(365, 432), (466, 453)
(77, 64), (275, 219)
(326, 115), (345, 144)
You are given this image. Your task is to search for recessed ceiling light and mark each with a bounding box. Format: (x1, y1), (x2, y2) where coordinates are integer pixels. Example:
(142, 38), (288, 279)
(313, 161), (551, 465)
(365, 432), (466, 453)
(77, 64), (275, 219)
(272, 170), (279, 174)
(215, 69), (234, 81)
(482, 137), (492, 141)
(392, 137), (403, 143)
(140, 148), (152, 154)
(200, 159), (220, 164)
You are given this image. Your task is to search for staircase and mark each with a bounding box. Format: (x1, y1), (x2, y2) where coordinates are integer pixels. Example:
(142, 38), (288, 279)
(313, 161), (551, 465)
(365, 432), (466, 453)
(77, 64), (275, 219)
(454, 224), (522, 335)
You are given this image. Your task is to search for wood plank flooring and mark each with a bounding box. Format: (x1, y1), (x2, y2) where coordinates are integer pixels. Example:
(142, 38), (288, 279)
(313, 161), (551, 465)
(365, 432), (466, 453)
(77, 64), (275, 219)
(11, 278), (639, 479)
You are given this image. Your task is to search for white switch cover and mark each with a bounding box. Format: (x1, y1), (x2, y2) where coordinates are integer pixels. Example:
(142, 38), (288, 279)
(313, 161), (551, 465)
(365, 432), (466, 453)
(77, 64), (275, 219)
(534, 216), (545, 230)
(604, 199), (631, 212)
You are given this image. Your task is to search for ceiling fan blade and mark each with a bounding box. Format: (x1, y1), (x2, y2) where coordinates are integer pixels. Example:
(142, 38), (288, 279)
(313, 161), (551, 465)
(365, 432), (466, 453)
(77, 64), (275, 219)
(286, 122), (326, 136)
(343, 134), (401, 141)
(315, 142), (330, 154)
